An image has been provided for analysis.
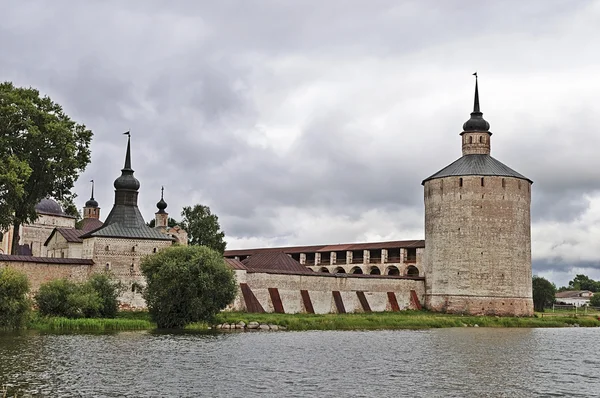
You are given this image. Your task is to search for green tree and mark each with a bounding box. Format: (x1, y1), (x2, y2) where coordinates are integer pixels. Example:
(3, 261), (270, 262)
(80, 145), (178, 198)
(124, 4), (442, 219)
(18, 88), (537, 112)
(532, 275), (556, 312)
(35, 279), (101, 318)
(87, 273), (123, 318)
(147, 217), (179, 228)
(0, 268), (31, 329)
(590, 293), (600, 308)
(181, 204), (226, 254)
(141, 245), (236, 328)
(0, 82), (93, 254)
(567, 274), (600, 292)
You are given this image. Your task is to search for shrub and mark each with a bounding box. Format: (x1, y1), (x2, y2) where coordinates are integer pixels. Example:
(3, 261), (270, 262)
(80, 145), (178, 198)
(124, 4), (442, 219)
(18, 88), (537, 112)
(0, 267), (31, 328)
(87, 273), (123, 318)
(590, 292), (600, 307)
(35, 279), (101, 318)
(141, 245), (237, 328)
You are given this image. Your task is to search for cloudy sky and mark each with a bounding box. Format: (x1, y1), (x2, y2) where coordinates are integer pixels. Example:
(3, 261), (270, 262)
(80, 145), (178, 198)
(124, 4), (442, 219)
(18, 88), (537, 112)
(3, 0), (600, 287)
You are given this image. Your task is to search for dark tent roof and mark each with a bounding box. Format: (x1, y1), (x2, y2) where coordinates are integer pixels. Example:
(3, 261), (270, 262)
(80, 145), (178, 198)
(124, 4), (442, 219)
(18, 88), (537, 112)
(422, 154), (532, 184)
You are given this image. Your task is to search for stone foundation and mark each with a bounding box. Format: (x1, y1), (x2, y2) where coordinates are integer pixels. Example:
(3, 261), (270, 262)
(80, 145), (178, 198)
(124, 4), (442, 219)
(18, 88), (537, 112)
(426, 294), (533, 316)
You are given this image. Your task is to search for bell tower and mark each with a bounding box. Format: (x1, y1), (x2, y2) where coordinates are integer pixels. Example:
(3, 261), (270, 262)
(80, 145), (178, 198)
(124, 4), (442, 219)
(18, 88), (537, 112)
(83, 180), (100, 219)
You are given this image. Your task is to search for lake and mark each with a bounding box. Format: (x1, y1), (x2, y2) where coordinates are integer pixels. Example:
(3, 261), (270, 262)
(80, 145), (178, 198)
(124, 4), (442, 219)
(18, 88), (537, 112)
(1, 328), (599, 397)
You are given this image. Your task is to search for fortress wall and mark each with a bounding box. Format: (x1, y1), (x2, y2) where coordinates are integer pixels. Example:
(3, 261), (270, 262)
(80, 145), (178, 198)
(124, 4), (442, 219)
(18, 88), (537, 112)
(0, 259), (93, 292)
(230, 270), (425, 314)
(424, 175), (533, 316)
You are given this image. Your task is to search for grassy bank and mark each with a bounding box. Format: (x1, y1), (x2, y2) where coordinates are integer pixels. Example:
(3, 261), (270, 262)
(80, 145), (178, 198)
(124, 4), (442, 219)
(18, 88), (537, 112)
(21, 310), (600, 332)
(214, 311), (600, 330)
(28, 311), (154, 331)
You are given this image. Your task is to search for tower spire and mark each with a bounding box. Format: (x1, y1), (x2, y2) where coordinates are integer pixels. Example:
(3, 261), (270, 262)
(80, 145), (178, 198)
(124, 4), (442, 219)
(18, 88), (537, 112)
(473, 72), (480, 113)
(123, 131), (132, 170)
(90, 179), (95, 200)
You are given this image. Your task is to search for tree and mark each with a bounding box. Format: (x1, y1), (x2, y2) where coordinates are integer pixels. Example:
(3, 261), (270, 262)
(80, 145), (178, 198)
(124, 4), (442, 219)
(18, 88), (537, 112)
(0, 267), (31, 329)
(0, 82), (93, 254)
(181, 204), (226, 254)
(141, 245), (236, 329)
(147, 217), (179, 228)
(35, 279), (101, 318)
(567, 274), (600, 292)
(87, 273), (123, 318)
(590, 293), (600, 308)
(532, 276), (556, 312)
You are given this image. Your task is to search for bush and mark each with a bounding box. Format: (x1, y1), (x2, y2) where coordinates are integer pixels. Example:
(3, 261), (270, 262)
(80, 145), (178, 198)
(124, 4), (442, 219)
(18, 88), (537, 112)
(141, 245), (237, 328)
(0, 267), (31, 329)
(87, 273), (123, 318)
(35, 279), (101, 318)
(590, 292), (600, 307)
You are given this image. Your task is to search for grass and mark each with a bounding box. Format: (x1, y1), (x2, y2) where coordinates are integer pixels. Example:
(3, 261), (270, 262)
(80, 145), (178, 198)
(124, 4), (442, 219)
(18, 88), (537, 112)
(214, 310), (600, 331)
(28, 311), (154, 331)
(17, 310), (600, 332)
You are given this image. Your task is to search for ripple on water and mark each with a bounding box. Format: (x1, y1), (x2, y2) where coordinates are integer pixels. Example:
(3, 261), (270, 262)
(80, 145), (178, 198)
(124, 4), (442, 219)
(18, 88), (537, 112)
(1, 328), (600, 397)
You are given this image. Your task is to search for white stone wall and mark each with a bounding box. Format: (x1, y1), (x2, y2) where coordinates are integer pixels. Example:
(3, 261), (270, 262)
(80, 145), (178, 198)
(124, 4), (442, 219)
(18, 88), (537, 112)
(232, 270), (425, 314)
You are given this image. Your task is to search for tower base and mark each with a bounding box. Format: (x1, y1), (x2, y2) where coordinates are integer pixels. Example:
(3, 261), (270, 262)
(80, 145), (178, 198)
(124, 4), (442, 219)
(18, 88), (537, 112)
(425, 295), (533, 317)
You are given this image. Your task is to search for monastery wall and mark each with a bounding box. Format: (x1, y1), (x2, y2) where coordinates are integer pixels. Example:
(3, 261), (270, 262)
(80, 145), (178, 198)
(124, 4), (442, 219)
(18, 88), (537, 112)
(0, 258), (93, 292)
(424, 175), (533, 316)
(229, 270), (425, 314)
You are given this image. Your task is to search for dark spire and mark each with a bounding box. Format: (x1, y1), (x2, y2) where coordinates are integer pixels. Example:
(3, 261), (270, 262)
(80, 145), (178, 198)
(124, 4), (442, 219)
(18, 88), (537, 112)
(156, 186), (167, 214)
(85, 179), (98, 208)
(113, 132), (140, 192)
(462, 73), (490, 133)
(123, 131), (132, 170)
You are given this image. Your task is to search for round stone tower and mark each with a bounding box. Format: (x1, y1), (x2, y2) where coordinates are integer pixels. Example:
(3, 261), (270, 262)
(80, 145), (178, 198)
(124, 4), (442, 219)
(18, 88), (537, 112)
(422, 75), (533, 316)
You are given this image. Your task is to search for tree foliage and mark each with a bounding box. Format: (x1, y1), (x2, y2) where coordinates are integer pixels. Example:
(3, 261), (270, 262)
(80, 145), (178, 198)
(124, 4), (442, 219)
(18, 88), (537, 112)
(532, 275), (556, 312)
(35, 274), (122, 318)
(141, 245), (237, 328)
(0, 82), (93, 254)
(566, 274), (600, 292)
(0, 267), (31, 329)
(181, 204), (226, 254)
(590, 293), (600, 308)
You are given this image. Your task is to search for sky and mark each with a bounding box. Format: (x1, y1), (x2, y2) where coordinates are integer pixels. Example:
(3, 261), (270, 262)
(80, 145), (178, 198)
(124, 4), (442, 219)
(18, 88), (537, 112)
(2, 0), (600, 287)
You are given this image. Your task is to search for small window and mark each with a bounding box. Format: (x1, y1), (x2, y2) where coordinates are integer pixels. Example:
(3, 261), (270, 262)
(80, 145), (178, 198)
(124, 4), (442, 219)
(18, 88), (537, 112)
(105, 263), (110, 271)
(481, 177), (485, 187)
(0, 231), (3, 242)
(105, 245), (109, 251)
(479, 136), (482, 143)
(131, 246), (136, 252)
(502, 178), (506, 188)
(469, 136), (473, 144)
(459, 178), (463, 187)
(130, 264), (135, 275)
(131, 284), (136, 293)
(153, 248), (157, 253)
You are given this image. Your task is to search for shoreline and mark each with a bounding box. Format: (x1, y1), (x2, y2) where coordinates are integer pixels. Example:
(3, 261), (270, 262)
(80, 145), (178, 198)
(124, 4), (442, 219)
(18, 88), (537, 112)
(15, 310), (600, 332)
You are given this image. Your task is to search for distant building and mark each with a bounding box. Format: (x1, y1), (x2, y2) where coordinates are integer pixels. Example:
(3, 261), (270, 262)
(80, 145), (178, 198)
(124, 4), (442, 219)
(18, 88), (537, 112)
(555, 290), (594, 307)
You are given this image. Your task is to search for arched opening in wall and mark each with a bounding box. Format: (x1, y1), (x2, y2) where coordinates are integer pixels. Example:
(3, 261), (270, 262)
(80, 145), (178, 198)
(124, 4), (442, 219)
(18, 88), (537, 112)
(479, 136), (482, 143)
(369, 266), (381, 275)
(469, 136), (473, 144)
(153, 248), (157, 253)
(387, 266), (400, 276)
(459, 178), (463, 188)
(105, 263), (110, 271)
(502, 178), (506, 188)
(320, 267), (330, 273)
(334, 267), (346, 274)
(481, 177), (485, 187)
(131, 284), (136, 293)
(105, 245), (109, 251)
(350, 266), (363, 274)
(406, 266), (419, 277)
(131, 246), (136, 252)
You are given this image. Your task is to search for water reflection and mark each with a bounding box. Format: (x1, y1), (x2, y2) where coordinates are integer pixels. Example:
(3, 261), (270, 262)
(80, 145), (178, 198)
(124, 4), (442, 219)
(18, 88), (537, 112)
(1, 328), (599, 397)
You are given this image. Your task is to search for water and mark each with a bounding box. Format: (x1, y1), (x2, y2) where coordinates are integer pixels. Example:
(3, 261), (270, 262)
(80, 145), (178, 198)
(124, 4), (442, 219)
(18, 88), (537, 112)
(1, 328), (599, 397)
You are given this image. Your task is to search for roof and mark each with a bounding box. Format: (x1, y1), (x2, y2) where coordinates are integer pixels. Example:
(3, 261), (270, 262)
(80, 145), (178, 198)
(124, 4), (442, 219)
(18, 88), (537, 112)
(0, 254), (94, 265)
(422, 154), (532, 184)
(224, 258), (248, 271)
(34, 198), (75, 218)
(79, 218), (104, 233)
(80, 205), (172, 241)
(555, 290), (593, 299)
(44, 219), (106, 246)
(241, 251), (313, 274)
(224, 239), (425, 257)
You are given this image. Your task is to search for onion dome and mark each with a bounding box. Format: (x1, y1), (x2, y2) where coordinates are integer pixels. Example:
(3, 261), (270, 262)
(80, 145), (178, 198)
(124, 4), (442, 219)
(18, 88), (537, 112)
(113, 133), (140, 191)
(85, 180), (99, 207)
(462, 73), (490, 133)
(35, 198), (65, 216)
(156, 186), (167, 214)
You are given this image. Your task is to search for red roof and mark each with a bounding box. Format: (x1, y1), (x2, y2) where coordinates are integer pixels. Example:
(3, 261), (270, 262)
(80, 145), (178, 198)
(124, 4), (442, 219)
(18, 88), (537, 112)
(224, 258), (247, 270)
(224, 239), (425, 257)
(80, 218), (104, 233)
(241, 251), (313, 274)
